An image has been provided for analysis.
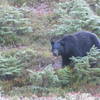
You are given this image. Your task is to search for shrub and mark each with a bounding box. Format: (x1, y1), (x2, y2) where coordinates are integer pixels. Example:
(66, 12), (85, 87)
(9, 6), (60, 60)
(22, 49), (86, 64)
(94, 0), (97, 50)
(56, 67), (76, 87)
(0, 55), (24, 80)
(50, 0), (100, 35)
(14, 49), (36, 68)
(55, 46), (100, 88)
(27, 64), (59, 88)
(8, 0), (59, 6)
(0, 6), (33, 46)
(0, 48), (37, 80)
(71, 46), (100, 86)
(0, 47), (53, 81)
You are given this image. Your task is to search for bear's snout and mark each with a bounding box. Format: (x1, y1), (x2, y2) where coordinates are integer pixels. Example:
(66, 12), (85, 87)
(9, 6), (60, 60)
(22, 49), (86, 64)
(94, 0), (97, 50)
(53, 50), (59, 56)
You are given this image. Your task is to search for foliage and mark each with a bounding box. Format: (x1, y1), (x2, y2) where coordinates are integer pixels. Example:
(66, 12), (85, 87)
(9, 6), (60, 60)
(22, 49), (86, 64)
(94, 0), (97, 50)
(12, 46), (99, 94)
(56, 67), (76, 87)
(0, 48), (37, 80)
(14, 47), (52, 68)
(27, 64), (59, 88)
(71, 46), (100, 86)
(8, 0), (58, 6)
(0, 55), (23, 80)
(55, 46), (100, 88)
(50, 0), (100, 35)
(14, 49), (36, 68)
(0, 6), (33, 46)
(27, 46), (100, 88)
(0, 46), (100, 94)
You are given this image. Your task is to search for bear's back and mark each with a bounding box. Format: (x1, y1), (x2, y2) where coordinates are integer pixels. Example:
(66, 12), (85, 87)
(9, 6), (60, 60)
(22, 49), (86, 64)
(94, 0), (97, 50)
(62, 31), (99, 56)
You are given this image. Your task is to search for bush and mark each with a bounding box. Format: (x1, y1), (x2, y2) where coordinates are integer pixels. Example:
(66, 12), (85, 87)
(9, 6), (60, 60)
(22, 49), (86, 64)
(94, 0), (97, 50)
(50, 0), (100, 35)
(0, 47), (53, 80)
(0, 55), (24, 80)
(0, 48), (37, 80)
(54, 46), (100, 89)
(56, 67), (76, 87)
(71, 46), (100, 86)
(27, 65), (59, 88)
(0, 6), (33, 46)
(14, 49), (36, 68)
(8, 0), (59, 6)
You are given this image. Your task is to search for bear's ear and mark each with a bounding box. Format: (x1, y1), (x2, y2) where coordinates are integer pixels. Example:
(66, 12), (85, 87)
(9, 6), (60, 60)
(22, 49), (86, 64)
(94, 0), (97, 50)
(51, 40), (54, 45)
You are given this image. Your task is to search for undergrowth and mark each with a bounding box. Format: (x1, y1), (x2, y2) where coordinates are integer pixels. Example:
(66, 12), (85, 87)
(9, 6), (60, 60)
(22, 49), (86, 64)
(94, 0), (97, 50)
(50, 0), (100, 35)
(0, 6), (33, 46)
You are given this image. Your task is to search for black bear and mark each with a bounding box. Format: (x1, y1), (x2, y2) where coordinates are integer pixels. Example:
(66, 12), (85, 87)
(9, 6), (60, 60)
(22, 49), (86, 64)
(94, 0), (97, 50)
(51, 31), (100, 67)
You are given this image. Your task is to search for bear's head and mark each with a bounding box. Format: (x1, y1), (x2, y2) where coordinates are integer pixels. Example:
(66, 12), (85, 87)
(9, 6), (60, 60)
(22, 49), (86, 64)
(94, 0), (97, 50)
(51, 40), (64, 56)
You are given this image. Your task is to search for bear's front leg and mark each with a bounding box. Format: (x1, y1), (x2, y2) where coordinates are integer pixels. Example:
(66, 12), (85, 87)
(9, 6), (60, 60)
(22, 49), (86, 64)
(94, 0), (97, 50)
(62, 57), (70, 68)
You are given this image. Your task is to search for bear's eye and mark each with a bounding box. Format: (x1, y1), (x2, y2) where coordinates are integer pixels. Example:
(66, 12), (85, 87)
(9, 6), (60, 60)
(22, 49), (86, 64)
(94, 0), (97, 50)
(60, 41), (64, 46)
(51, 41), (54, 45)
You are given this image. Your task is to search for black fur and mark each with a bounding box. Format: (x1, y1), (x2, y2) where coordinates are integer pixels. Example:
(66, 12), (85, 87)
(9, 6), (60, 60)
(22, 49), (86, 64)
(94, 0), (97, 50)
(51, 31), (100, 67)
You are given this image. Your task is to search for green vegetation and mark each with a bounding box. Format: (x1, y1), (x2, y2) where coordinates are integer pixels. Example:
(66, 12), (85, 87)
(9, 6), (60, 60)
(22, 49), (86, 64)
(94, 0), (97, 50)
(71, 46), (100, 86)
(50, 0), (100, 35)
(0, 6), (32, 46)
(0, 0), (99, 98)
(0, 55), (23, 80)
(0, 48), (35, 80)
(0, 48), (52, 81)
(28, 65), (59, 88)
(0, 46), (99, 96)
